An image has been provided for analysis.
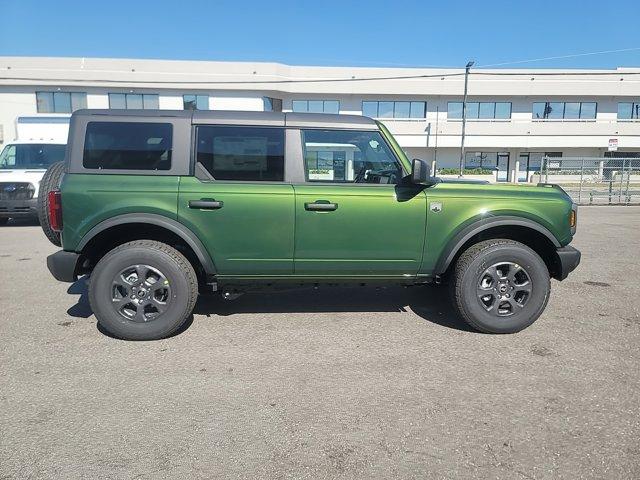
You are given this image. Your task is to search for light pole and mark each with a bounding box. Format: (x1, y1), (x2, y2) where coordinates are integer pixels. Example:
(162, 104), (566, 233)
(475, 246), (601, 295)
(458, 60), (474, 177)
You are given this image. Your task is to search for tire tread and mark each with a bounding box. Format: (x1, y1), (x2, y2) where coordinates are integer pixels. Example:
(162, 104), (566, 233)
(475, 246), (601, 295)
(89, 240), (198, 340)
(452, 238), (550, 334)
(37, 161), (65, 246)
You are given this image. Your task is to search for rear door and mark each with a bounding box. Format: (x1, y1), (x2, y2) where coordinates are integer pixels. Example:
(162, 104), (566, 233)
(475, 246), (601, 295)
(293, 128), (427, 277)
(178, 124), (295, 276)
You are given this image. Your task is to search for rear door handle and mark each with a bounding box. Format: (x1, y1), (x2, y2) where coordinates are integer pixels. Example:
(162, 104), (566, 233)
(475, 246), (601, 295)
(305, 201), (338, 211)
(189, 199), (224, 210)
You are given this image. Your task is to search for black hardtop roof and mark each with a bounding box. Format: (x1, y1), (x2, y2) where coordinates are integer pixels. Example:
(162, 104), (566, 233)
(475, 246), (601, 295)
(72, 109), (378, 129)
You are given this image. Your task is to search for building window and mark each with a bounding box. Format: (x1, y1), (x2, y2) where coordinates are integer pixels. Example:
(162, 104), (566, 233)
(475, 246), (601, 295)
(83, 122), (172, 170)
(292, 100), (340, 114)
(362, 101), (426, 119)
(532, 102), (596, 120)
(109, 93), (159, 109)
(183, 94), (209, 110)
(448, 102), (511, 120)
(464, 152), (498, 170)
(195, 126), (285, 181)
(263, 97), (283, 112)
(36, 92), (87, 113)
(618, 102), (640, 120)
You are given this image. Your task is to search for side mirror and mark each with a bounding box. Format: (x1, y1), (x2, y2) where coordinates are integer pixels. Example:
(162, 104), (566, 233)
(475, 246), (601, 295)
(411, 158), (432, 185)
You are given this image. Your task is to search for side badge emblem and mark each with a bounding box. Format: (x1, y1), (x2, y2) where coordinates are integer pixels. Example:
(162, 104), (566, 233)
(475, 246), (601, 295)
(430, 202), (443, 213)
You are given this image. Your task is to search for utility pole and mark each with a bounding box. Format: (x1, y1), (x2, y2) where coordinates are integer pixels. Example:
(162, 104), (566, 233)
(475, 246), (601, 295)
(434, 106), (439, 172)
(459, 60), (474, 177)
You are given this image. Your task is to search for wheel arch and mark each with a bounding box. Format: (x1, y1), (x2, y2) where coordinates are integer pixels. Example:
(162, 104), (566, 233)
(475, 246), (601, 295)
(76, 213), (216, 279)
(435, 216), (562, 279)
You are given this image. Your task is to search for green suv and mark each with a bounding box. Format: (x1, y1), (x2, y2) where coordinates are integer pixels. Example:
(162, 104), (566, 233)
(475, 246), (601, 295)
(44, 109), (580, 340)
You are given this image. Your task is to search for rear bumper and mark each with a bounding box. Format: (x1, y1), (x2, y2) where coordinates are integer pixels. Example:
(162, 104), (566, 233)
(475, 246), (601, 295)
(47, 250), (80, 282)
(0, 198), (37, 218)
(554, 245), (581, 281)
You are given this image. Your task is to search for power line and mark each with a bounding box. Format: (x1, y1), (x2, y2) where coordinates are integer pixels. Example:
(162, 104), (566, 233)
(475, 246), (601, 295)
(477, 47), (640, 68)
(0, 72), (467, 85)
(0, 69), (639, 86)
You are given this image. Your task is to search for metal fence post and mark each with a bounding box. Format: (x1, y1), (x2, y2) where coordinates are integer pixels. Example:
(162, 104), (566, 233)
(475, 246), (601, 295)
(618, 159), (625, 204)
(578, 158), (584, 204)
(625, 159), (632, 204)
(544, 156), (549, 183)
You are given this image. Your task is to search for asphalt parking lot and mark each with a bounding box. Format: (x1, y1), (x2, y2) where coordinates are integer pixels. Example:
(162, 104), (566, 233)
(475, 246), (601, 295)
(1, 207), (639, 479)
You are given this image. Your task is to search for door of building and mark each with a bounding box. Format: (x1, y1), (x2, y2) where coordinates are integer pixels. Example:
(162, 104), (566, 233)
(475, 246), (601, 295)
(496, 153), (510, 181)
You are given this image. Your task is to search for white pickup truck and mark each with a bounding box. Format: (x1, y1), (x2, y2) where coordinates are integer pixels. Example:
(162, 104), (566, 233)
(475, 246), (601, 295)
(0, 115), (69, 224)
(0, 139), (67, 224)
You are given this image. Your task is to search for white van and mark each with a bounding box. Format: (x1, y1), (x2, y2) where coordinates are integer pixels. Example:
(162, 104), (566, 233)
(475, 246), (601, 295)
(0, 139), (67, 224)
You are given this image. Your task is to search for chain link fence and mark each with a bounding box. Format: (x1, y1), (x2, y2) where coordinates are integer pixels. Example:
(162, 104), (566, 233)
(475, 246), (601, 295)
(540, 157), (640, 205)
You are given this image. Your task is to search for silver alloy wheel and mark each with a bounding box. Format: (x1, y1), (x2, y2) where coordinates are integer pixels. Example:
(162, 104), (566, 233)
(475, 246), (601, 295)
(476, 262), (532, 316)
(111, 264), (171, 322)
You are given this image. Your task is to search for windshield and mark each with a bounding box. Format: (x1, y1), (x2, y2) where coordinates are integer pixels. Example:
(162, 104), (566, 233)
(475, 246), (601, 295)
(0, 144), (66, 170)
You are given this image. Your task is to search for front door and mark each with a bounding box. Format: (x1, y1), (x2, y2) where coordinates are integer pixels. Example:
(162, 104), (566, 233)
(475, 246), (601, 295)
(497, 152), (510, 182)
(293, 128), (427, 277)
(178, 125), (295, 276)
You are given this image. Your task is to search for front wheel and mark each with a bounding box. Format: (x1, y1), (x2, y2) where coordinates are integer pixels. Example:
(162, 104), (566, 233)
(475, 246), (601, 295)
(0, 218), (9, 226)
(452, 239), (550, 334)
(88, 240), (198, 340)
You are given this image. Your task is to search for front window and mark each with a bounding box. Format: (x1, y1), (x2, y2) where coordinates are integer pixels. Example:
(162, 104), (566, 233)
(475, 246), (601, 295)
(292, 100), (340, 114)
(532, 102), (596, 120)
(464, 152), (497, 170)
(263, 97), (283, 112)
(36, 92), (86, 113)
(0, 144), (66, 170)
(362, 101), (426, 119)
(448, 102), (512, 120)
(108, 93), (159, 109)
(302, 129), (403, 184)
(183, 94), (209, 110)
(618, 102), (640, 120)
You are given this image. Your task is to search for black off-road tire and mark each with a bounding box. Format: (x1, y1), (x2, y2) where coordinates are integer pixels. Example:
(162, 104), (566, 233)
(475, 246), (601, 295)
(89, 240), (199, 340)
(451, 239), (550, 334)
(0, 218), (9, 226)
(37, 161), (65, 246)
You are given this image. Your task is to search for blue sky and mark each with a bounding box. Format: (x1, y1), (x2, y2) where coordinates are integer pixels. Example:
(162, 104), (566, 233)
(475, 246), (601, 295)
(1, 0), (639, 69)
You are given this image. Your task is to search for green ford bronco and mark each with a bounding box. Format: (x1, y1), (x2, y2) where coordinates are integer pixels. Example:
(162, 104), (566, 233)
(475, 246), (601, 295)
(43, 109), (580, 340)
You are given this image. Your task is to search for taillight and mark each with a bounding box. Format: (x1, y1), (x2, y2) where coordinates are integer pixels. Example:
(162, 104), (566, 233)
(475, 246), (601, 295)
(48, 190), (63, 232)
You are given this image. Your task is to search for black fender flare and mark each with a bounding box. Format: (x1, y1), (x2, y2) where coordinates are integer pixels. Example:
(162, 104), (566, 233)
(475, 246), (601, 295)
(434, 215), (561, 274)
(76, 213), (216, 275)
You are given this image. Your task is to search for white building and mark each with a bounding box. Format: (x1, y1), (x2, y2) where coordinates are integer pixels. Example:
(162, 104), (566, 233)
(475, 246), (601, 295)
(0, 56), (639, 181)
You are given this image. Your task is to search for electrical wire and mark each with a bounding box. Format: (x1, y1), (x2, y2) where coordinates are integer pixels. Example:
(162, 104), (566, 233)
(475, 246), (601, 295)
(477, 47), (640, 68)
(1, 69), (640, 86)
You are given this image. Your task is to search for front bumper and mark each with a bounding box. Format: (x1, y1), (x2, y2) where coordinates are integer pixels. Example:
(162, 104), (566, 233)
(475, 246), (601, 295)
(0, 198), (37, 218)
(47, 250), (81, 282)
(554, 245), (581, 280)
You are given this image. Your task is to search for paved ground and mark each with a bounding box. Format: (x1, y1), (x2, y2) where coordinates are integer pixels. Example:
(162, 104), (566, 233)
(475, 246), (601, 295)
(1, 207), (639, 479)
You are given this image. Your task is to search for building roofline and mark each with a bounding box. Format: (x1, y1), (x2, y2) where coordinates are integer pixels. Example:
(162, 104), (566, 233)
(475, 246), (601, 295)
(1, 56), (639, 96)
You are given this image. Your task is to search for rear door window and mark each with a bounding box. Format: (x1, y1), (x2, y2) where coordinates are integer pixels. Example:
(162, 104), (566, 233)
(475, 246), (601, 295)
(83, 122), (172, 170)
(195, 126), (285, 181)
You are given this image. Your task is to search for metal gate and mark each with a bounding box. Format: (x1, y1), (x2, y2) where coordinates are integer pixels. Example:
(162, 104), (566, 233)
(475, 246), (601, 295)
(542, 157), (640, 205)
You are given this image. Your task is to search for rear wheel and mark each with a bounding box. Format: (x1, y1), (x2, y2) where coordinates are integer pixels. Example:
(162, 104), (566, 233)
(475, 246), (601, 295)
(452, 239), (550, 334)
(88, 240), (198, 340)
(37, 161), (65, 246)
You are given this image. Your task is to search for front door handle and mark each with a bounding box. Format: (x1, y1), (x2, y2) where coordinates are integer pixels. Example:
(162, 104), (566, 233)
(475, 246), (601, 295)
(305, 201), (338, 212)
(189, 199), (224, 210)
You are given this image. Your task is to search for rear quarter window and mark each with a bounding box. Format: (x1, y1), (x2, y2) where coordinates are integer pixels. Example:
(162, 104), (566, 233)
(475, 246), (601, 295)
(83, 122), (172, 171)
